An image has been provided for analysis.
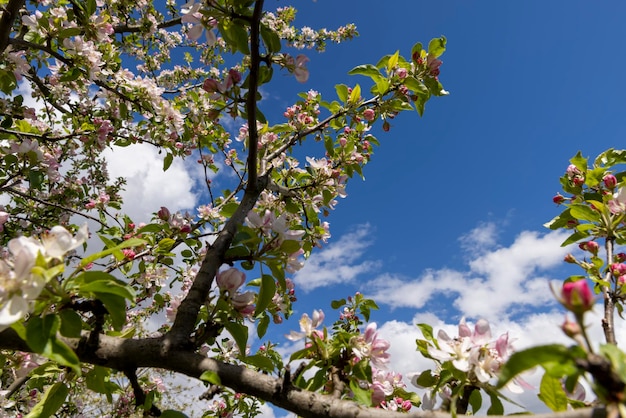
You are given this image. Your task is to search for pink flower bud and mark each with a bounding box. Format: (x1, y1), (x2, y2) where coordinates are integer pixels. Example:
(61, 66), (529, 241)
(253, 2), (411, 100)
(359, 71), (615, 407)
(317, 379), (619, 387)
(564, 253), (577, 264)
(561, 316), (582, 338)
(611, 263), (626, 277)
(604, 174), (618, 189)
(157, 206), (170, 221)
(202, 78), (220, 93)
(396, 67), (408, 79)
(616, 253), (626, 262)
(216, 268), (246, 293)
(561, 280), (594, 314)
(552, 194), (565, 205)
(228, 68), (242, 85)
(363, 108), (376, 122)
(578, 241), (599, 255)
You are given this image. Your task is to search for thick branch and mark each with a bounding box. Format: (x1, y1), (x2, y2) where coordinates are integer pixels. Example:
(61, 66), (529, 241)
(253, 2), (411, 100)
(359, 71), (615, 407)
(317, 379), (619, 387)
(0, 328), (609, 418)
(0, 0), (25, 54)
(165, 175), (267, 346)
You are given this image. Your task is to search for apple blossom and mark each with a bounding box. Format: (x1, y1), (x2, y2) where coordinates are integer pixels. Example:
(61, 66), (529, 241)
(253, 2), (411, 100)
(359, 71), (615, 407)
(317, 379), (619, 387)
(216, 268), (246, 293)
(285, 309), (324, 341)
(351, 322), (391, 369)
(608, 187), (626, 214)
(293, 54), (310, 83)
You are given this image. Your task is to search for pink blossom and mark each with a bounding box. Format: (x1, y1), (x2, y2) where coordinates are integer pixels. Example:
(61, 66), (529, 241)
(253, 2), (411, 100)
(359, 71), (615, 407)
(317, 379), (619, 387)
(396, 67), (408, 79)
(608, 187), (626, 214)
(294, 55), (310, 83)
(351, 323), (391, 369)
(216, 268), (245, 293)
(231, 291), (255, 316)
(0, 211), (9, 232)
(286, 310), (324, 341)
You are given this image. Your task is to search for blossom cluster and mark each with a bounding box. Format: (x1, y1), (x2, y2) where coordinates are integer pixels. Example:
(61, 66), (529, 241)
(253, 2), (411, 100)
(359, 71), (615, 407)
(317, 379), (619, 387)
(0, 225), (88, 331)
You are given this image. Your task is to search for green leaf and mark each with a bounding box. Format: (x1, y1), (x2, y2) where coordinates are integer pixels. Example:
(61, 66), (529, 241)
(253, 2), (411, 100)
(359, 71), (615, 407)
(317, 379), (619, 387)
(257, 314), (270, 339)
(569, 204), (600, 222)
(57, 27), (82, 39)
(348, 64), (381, 79)
(75, 271), (136, 301)
(156, 237), (176, 253)
(260, 24), (281, 53)
(29, 170), (45, 190)
(244, 354), (274, 372)
(26, 315), (60, 353)
(349, 379), (372, 406)
(335, 84), (349, 103)
(428, 36), (447, 58)
(199, 370), (222, 385)
(544, 209), (573, 230)
(413, 369), (437, 388)
(486, 391), (504, 415)
(599, 343), (626, 383)
(417, 323), (435, 342)
(386, 50), (399, 72)
(25, 382), (68, 418)
(469, 388), (482, 413)
(349, 84), (361, 105)
(163, 153), (173, 171)
(59, 309), (83, 338)
(224, 321), (248, 355)
(42, 338), (81, 375)
(79, 237), (146, 267)
(538, 374), (568, 412)
(254, 274), (276, 316)
(497, 344), (578, 388)
(96, 293), (128, 331)
(562, 230), (590, 246)
(330, 298), (346, 309)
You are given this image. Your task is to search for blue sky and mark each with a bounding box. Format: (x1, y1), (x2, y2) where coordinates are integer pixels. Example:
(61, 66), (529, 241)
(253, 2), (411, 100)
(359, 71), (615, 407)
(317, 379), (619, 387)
(91, 1), (626, 415)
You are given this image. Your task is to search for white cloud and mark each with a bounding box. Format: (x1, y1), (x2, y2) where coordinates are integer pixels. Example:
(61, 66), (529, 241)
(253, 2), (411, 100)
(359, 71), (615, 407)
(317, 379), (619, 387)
(103, 144), (198, 223)
(367, 228), (572, 319)
(293, 224), (380, 292)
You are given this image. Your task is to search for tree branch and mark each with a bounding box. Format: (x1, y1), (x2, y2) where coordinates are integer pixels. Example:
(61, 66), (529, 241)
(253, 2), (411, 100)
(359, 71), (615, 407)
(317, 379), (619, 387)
(245, 0), (264, 190)
(0, 0), (25, 54)
(0, 328), (610, 418)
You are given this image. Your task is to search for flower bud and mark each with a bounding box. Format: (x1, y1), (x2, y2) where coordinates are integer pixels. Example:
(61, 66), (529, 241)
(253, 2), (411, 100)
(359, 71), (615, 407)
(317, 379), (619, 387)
(578, 241), (599, 255)
(157, 206), (170, 221)
(611, 263), (626, 277)
(363, 108), (376, 122)
(202, 78), (220, 94)
(561, 280), (594, 314)
(382, 121), (390, 132)
(603, 174), (618, 189)
(616, 253), (626, 263)
(216, 268), (246, 293)
(552, 194), (566, 205)
(564, 253), (577, 264)
(561, 316), (582, 338)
